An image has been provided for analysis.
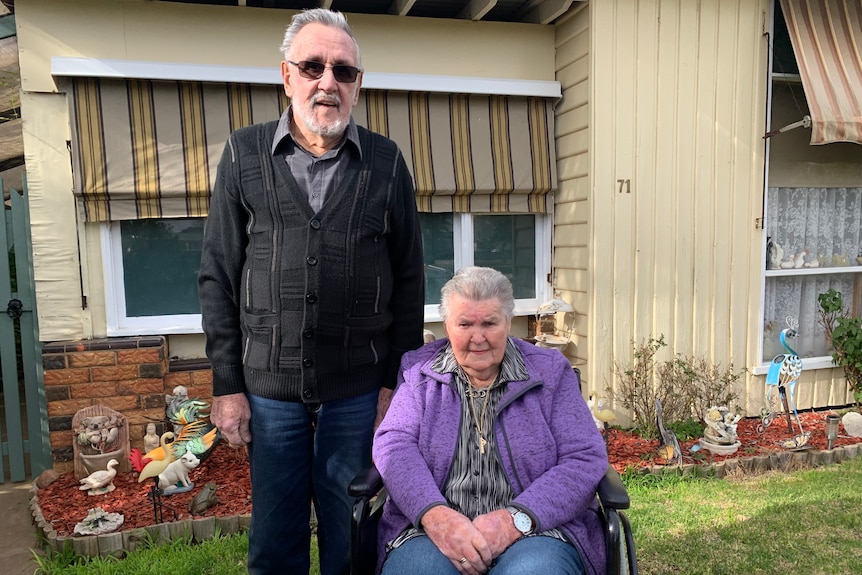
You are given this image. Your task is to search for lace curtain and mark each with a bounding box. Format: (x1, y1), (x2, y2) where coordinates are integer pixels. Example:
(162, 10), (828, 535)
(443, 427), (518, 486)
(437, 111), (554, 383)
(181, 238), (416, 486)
(763, 187), (862, 360)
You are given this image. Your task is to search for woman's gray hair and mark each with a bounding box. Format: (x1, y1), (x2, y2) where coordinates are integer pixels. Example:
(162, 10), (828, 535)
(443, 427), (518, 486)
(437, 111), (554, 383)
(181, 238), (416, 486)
(279, 8), (362, 67)
(439, 267), (515, 322)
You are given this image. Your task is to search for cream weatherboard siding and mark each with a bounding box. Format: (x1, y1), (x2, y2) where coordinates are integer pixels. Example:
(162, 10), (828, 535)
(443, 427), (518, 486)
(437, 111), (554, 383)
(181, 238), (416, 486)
(552, 0), (851, 421)
(552, 4), (592, 375)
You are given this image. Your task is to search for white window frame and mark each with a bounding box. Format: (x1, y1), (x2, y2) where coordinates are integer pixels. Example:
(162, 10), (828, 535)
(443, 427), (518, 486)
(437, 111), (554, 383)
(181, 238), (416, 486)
(102, 223), (203, 336)
(756, 0), (854, 375)
(422, 212), (553, 323)
(103, 213), (552, 335)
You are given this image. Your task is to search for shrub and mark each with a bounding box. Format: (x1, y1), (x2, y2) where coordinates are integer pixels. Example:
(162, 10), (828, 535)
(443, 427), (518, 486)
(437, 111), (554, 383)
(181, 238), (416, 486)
(608, 335), (668, 438)
(657, 355), (744, 423)
(608, 334), (744, 439)
(818, 289), (862, 407)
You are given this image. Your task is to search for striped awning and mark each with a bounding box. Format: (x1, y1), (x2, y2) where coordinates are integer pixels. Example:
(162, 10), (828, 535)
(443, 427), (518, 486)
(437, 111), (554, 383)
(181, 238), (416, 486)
(69, 78), (556, 221)
(779, 0), (862, 145)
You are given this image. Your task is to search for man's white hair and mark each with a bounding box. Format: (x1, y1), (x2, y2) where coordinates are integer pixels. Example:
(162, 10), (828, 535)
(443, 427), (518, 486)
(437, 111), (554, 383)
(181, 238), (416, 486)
(279, 8), (362, 67)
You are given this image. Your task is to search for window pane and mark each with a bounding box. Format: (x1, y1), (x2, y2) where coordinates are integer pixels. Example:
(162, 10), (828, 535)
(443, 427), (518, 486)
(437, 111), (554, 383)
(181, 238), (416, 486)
(121, 219), (204, 317)
(473, 215), (536, 300)
(772, 2), (799, 75)
(420, 213), (455, 305)
(763, 274), (857, 360)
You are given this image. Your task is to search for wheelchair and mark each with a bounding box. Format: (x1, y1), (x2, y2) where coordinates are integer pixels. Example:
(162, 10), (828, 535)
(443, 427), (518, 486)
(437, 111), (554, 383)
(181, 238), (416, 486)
(348, 464), (638, 575)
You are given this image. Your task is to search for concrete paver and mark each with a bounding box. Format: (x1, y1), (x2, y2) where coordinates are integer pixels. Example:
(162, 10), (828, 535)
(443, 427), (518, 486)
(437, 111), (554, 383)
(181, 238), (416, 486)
(0, 479), (41, 575)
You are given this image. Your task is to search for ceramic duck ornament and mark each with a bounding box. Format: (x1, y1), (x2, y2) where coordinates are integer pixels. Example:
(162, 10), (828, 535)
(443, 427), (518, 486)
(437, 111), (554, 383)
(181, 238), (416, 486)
(78, 458), (119, 495)
(766, 238), (783, 270)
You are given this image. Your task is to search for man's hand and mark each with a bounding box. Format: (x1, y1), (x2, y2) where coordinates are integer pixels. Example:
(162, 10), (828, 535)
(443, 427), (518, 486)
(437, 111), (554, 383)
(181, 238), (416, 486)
(374, 388), (394, 431)
(421, 505), (493, 574)
(211, 393), (252, 447)
(472, 509), (522, 560)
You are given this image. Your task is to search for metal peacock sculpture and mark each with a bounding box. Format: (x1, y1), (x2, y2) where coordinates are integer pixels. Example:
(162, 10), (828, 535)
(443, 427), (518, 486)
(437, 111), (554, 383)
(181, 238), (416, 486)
(760, 316), (809, 448)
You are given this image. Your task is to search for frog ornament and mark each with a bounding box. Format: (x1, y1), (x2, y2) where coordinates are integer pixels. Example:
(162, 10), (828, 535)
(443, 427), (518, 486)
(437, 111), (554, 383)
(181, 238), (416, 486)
(189, 482), (220, 515)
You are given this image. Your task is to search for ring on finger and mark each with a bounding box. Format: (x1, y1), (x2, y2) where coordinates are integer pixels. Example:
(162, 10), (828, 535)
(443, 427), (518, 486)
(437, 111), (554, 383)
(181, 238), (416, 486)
(459, 557), (468, 564)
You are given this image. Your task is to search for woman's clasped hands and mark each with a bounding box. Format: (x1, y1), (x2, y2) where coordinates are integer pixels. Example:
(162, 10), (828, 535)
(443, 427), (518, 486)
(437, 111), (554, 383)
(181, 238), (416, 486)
(421, 505), (521, 574)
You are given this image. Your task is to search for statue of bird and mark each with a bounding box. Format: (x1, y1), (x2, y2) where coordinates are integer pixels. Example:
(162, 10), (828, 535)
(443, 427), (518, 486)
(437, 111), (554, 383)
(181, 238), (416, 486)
(163, 386), (219, 460)
(171, 419), (219, 462)
(762, 324), (804, 437)
(655, 399), (682, 465)
(78, 458), (119, 494)
(132, 431), (176, 483)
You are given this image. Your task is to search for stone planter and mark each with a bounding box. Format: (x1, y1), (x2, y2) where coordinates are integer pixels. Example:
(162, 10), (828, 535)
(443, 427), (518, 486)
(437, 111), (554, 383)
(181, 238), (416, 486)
(79, 448), (125, 476)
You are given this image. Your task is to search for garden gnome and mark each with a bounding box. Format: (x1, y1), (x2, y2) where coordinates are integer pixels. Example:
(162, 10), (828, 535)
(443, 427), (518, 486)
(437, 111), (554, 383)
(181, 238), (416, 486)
(143, 422), (160, 453)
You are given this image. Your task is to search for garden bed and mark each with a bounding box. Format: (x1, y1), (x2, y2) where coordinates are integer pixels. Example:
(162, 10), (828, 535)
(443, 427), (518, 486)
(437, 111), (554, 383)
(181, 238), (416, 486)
(30, 410), (862, 558)
(607, 410), (862, 473)
(31, 446), (252, 557)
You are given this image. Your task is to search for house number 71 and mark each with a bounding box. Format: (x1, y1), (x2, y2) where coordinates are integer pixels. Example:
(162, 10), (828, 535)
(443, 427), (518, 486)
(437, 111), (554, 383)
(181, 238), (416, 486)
(617, 179), (631, 194)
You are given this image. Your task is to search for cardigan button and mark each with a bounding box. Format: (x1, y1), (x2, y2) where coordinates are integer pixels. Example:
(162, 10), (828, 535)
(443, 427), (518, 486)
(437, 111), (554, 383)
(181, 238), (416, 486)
(303, 358), (313, 367)
(303, 328), (314, 339)
(306, 256), (318, 266)
(306, 294), (318, 304)
(310, 219), (321, 230)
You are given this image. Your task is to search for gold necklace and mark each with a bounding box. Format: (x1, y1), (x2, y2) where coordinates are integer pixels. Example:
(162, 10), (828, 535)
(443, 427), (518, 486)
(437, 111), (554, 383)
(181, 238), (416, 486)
(467, 389), (491, 454)
(464, 370), (501, 455)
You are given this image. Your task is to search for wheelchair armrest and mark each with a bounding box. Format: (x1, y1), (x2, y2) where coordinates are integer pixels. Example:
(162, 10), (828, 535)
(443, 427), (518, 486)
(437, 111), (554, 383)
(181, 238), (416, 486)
(596, 465), (630, 510)
(348, 465), (383, 498)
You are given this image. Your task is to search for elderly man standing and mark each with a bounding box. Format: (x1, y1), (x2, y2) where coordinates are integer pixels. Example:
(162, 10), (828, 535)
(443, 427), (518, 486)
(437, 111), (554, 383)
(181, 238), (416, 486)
(198, 8), (425, 575)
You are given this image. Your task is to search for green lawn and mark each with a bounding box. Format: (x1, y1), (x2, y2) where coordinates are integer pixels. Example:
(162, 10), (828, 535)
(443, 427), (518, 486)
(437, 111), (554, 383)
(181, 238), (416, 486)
(627, 456), (862, 574)
(33, 457), (862, 574)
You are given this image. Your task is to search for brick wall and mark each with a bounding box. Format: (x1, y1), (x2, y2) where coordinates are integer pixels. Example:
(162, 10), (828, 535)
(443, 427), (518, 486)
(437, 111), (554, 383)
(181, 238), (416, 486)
(42, 337), (213, 474)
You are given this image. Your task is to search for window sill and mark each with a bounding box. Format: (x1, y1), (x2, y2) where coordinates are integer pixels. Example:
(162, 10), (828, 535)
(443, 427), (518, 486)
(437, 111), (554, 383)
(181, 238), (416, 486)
(751, 355), (838, 375)
(764, 265), (862, 277)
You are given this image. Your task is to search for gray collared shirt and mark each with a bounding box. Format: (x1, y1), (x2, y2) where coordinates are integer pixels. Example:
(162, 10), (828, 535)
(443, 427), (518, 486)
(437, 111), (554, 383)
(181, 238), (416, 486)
(271, 106), (363, 213)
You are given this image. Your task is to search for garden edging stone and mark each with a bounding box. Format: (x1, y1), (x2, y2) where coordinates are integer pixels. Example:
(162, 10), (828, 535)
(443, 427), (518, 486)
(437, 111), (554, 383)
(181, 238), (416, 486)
(643, 442), (861, 478)
(29, 482), (251, 559)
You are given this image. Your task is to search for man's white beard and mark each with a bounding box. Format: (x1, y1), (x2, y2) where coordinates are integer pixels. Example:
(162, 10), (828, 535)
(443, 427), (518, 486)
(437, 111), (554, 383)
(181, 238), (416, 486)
(295, 92), (348, 138)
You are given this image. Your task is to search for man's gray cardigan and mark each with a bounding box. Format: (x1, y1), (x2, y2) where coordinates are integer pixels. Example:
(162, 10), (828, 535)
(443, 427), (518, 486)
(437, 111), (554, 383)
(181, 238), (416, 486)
(199, 120), (425, 403)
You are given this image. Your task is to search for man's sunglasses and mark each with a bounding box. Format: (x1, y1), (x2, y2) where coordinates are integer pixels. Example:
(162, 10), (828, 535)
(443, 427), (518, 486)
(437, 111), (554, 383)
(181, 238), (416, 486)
(288, 60), (361, 83)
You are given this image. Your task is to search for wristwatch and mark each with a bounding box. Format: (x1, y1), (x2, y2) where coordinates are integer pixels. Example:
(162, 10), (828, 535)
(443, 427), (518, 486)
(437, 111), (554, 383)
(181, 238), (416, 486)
(506, 506), (535, 535)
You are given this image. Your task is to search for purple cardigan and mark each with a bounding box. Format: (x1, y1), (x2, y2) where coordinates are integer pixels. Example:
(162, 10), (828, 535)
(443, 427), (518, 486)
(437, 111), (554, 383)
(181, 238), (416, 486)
(373, 337), (609, 575)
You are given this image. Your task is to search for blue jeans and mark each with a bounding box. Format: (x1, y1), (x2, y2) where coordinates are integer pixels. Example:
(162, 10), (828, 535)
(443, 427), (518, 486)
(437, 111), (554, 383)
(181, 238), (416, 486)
(246, 391), (378, 575)
(382, 534), (586, 575)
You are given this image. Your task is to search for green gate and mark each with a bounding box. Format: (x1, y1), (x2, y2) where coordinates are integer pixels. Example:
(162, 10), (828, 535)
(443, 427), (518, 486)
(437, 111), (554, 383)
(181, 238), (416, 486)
(0, 178), (52, 483)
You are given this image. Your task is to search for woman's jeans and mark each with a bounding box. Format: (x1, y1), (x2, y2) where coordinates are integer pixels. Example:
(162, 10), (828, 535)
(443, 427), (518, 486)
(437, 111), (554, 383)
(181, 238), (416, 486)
(382, 533), (587, 575)
(246, 390), (378, 575)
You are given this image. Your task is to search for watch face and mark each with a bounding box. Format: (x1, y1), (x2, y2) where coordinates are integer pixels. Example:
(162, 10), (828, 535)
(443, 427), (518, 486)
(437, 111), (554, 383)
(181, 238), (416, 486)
(513, 511), (532, 534)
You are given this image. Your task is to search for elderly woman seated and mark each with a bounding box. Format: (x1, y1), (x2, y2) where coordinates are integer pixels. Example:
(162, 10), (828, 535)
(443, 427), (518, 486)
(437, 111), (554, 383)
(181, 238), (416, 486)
(373, 267), (609, 575)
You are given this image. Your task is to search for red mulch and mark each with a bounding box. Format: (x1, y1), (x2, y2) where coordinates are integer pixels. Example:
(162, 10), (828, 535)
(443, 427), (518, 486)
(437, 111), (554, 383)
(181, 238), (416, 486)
(35, 411), (861, 538)
(37, 445), (252, 538)
(607, 410), (861, 471)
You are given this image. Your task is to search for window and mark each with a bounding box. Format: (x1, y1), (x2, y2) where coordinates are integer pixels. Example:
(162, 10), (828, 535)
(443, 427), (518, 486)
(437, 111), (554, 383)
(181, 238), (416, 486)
(103, 213), (552, 334)
(420, 212), (552, 320)
(102, 219), (204, 336)
(761, 2), (862, 371)
(763, 187), (861, 361)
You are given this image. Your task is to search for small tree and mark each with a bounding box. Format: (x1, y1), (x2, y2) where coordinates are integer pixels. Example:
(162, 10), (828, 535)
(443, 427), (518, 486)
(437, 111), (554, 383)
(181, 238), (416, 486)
(608, 335), (672, 438)
(609, 334), (744, 439)
(818, 289), (862, 408)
